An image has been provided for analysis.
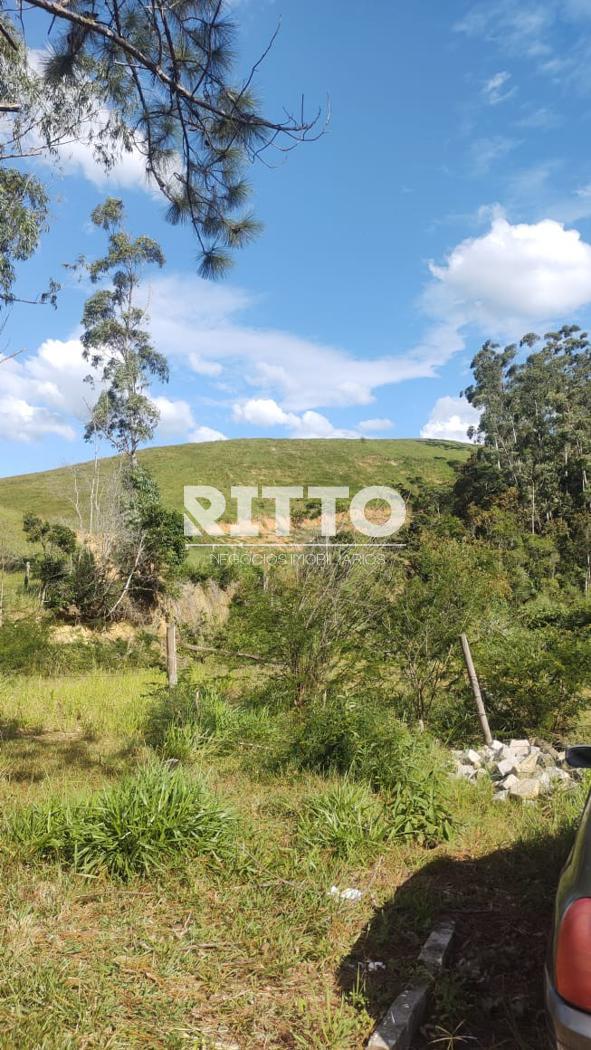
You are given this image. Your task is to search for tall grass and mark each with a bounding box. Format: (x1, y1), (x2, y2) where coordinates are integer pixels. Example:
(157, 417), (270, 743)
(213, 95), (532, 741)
(9, 761), (238, 879)
(144, 675), (281, 760)
(297, 782), (391, 860)
(0, 618), (159, 676)
(0, 669), (161, 736)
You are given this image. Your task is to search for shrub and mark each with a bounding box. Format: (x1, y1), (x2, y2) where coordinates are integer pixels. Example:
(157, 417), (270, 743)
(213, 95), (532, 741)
(290, 697), (454, 848)
(10, 762), (237, 879)
(0, 619), (55, 674)
(297, 776), (453, 859)
(0, 619), (158, 675)
(474, 625), (590, 736)
(144, 676), (203, 752)
(388, 779), (453, 847)
(297, 782), (390, 860)
(145, 676), (281, 760)
(288, 695), (449, 793)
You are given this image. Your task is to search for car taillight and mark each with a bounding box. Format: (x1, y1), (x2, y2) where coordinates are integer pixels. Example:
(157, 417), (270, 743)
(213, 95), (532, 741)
(556, 898), (591, 1011)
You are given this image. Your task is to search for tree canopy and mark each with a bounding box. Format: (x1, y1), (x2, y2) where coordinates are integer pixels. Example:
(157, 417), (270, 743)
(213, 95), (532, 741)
(77, 197), (168, 459)
(0, 0), (320, 304)
(456, 324), (591, 592)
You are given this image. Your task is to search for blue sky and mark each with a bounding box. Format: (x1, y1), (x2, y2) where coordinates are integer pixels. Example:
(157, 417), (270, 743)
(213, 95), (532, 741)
(4, 0), (591, 476)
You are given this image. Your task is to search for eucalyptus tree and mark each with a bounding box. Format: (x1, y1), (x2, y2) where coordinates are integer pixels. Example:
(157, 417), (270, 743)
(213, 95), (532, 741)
(0, 0), (320, 309)
(458, 325), (591, 589)
(78, 197), (168, 462)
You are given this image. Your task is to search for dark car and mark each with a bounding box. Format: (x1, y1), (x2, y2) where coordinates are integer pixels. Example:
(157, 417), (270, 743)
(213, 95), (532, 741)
(546, 746), (591, 1049)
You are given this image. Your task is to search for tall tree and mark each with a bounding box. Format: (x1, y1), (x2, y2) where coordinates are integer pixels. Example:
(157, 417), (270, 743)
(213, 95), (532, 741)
(78, 197), (168, 462)
(0, 0), (319, 307)
(458, 325), (591, 590)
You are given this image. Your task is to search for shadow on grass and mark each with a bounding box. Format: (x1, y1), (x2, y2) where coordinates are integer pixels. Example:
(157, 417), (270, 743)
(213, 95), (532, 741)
(338, 827), (575, 1049)
(1, 729), (137, 783)
(0, 716), (43, 741)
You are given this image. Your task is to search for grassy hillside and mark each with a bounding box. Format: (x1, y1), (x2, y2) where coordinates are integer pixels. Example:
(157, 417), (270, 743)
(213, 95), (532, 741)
(0, 438), (471, 554)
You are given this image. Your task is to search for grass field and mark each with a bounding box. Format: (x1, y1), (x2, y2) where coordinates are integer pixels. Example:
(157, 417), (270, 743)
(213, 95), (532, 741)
(0, 667), (579, 1048)
(0, 438), (471, 554)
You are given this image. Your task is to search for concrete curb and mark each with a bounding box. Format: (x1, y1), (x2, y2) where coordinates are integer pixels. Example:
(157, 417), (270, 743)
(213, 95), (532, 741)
(367, 920), (456, 1050)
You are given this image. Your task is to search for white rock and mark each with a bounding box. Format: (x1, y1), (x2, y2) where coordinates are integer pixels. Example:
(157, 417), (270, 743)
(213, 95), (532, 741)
(547, 767), (570, 782)
(510, 739), (531, 754)
(553, 769), (573, 787)
(491, 740), (505, 754)
(465, 749), (482, 767)
(501, 774), (519, 790)
(496, 758), (517, 778)
(515, 753), (540, 777)
(456, 764), (477, 780)
(509, 778), (541, 801)
(493, 790), (508, 802)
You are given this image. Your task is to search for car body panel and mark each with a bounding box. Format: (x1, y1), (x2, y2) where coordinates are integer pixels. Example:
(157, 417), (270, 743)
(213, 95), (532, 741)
(546, 970), (591, 1049)
(547, 774), (591, 1047)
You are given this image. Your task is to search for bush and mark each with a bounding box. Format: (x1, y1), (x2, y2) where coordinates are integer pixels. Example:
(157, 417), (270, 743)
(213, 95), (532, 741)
(298, 775), (452, 859)
(10, 762), (237, 879)
(388, 779), (453, 847)
(0, 619), (55, 674)
(0, 619), (158, 675)
(144, 676), (203, 753)
(287, 695), (448, 793)
(297, 782), (390, 860)
(145, 676), (281, 760)
(475, 625), (590, 736)
(289, 697), (454, 847)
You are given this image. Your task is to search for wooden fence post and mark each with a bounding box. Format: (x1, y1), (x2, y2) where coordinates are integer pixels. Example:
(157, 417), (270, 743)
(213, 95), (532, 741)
(24, 560), (30, 590)
(166, 623), (178, 688)
(460, 633), (492, 746)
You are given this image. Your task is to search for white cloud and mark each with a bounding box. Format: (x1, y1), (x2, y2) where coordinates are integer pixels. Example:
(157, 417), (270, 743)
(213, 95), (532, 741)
(135, 396), (227, 442)
(0, 339), (91, 441)
(420, 397), (480, 443)
(233, 398), (295, 427)
(20, 339), (91, 417)
(22, 49), (159, 194)
(358, 418), (393, 433)
(148, 274), (462, 416)
(483, 71), (515, 105)
(7, 208), (591, 451)
(455, 3), (554, 58)
(427, 214), (591, 330)
(188, 356), (224, 378)
(54, 137), (150, 191)
(232, 398), (359, 439)
(152, 396), (198, 437)
(455, 1), (591, 91)
(0, 342), (223, 446)
(189, 426), (227, 443)
(515, 106), (559, 128)
(291, 411), (359, 439)
(0, 395), (75, 442)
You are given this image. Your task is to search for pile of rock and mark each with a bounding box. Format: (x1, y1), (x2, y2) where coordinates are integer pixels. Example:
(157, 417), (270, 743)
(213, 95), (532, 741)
(452, 738), (581, 801)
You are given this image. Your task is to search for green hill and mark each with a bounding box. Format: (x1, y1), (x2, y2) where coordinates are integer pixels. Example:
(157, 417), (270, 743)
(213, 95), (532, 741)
(0, 438), (471, 554)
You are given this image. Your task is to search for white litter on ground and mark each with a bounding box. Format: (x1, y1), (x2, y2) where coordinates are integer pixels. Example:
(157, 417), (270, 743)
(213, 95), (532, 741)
(329, 885), (363, 902)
